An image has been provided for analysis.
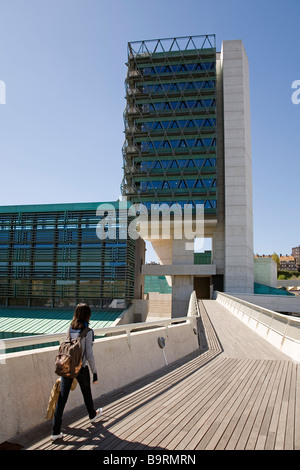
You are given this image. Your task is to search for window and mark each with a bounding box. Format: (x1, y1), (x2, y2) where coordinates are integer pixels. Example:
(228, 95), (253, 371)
(195, 139), (204, 147)
(186, 180), (196, 188)
(170, 121), (179, 129)
(151, 181), (162, 189)
(186, 82), (195, 90)
(169, 180), (180, 189)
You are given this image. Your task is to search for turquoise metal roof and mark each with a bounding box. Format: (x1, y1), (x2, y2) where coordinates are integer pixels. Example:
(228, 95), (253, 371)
(254, 283), (295, 296)
(144, 276), (172, 294)
(0, 200), (128, 214)
(0, 307), (123, 336)
(0, 307), (124, 353)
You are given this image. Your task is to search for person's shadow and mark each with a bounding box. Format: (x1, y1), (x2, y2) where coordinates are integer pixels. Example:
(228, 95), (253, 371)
(59, 417), (164, 450)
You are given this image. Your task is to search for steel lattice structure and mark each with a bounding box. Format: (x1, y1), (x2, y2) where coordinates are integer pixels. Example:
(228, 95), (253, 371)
(121, 35), (217, 214)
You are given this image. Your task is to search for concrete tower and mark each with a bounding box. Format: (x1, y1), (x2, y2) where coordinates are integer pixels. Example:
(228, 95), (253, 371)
(122, 35), (253, 317)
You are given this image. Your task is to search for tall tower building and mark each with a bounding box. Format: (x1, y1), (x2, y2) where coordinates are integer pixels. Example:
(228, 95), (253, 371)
(122, 35), (217, 213)
(122, 35), (253, 316)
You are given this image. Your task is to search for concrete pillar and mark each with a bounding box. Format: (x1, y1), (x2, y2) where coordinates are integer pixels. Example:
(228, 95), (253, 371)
(214, 51), (225, 278)
(171, 274), (194, 318)
(171, 238), (194, 317)
(221, 40), (254, 294)
(149, 237), (195, 318)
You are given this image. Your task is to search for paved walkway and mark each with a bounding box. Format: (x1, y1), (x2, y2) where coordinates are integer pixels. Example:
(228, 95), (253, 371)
(10, 300), (299, 451)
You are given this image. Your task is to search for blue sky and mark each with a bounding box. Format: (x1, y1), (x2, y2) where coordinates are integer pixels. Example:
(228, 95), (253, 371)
(0, 0), (299, 260)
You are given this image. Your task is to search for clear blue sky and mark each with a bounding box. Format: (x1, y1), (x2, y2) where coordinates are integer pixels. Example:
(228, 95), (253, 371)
(0, 0), (299, 259)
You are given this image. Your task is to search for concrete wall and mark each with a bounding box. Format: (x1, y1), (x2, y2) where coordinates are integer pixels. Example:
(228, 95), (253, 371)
(278, 280), (300, 287)
(232, 293), (300, 315)
(221, 40), (254, 294)
(142, 264), (216, 276)
(133, 294), (172, 321)
(254, 257), (277, 288)
(0, 319), (199, 443)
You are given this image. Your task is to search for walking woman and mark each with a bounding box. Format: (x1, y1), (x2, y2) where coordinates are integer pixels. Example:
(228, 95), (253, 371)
(51, 303), (102, 441)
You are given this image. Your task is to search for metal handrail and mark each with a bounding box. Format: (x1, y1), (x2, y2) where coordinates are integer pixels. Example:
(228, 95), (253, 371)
(215, 291), (300, 345)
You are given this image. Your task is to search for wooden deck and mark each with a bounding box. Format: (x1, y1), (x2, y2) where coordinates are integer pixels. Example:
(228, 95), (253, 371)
(10, 300), (299, 451)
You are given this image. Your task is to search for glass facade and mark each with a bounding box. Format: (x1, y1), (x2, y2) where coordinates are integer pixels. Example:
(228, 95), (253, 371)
(122, 35), (217, 214)
(0, 203), (135, 308)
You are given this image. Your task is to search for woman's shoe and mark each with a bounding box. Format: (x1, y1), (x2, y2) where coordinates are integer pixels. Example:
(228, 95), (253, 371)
(90, 408), (102, 423)
(51, 432), (64, 441)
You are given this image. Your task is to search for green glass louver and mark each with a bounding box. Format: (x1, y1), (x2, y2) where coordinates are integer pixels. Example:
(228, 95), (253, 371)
(121, 35), (217, 215)
(0, 203), (135, 307)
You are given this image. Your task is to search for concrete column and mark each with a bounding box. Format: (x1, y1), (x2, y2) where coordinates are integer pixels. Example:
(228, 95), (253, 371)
(221, 40), (254, 293)
(171, 274), (194, 318)
(214, 51), (225, 277)
(149, 237), (195, 317)
(171, 238), (194, 317)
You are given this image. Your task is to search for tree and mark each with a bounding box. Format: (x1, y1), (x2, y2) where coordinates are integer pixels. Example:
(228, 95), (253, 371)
(271, 252), (280, 269)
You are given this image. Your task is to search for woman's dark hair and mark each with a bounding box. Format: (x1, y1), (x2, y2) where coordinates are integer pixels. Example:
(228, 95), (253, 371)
(71, 303), (91, 330)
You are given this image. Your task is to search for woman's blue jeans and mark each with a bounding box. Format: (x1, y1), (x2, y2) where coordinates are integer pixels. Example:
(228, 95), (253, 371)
(52, 366), (96, 435)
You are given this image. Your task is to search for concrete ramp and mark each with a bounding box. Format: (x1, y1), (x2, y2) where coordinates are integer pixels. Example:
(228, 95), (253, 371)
(202, 300), (294, 360)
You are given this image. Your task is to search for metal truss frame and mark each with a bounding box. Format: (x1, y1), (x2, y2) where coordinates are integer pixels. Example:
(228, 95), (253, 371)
(122, 35), (217, 214)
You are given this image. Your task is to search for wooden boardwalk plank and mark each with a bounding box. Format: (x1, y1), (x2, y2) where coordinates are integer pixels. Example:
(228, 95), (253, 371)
(283, 363), (297, 450)
(214, 359), (271, 450)
(225, 359), (277, 450)
(255, 361), (287, 450)
(295, 364), (300, 450)
(265, 361), (290, 450)
(274, 361), (293, 450)
(242, 360), (282, 450)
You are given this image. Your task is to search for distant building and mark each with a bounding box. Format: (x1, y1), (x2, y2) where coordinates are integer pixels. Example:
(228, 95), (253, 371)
(255, 253), (299, 272)
(279, 255), (298, 271)
(292, 246), (300, 265)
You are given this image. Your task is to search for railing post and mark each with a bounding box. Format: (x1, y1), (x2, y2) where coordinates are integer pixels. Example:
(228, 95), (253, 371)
(281, 318), (290, 347)
(0, 340), (6, 364)
(126, 328), (131, 347)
